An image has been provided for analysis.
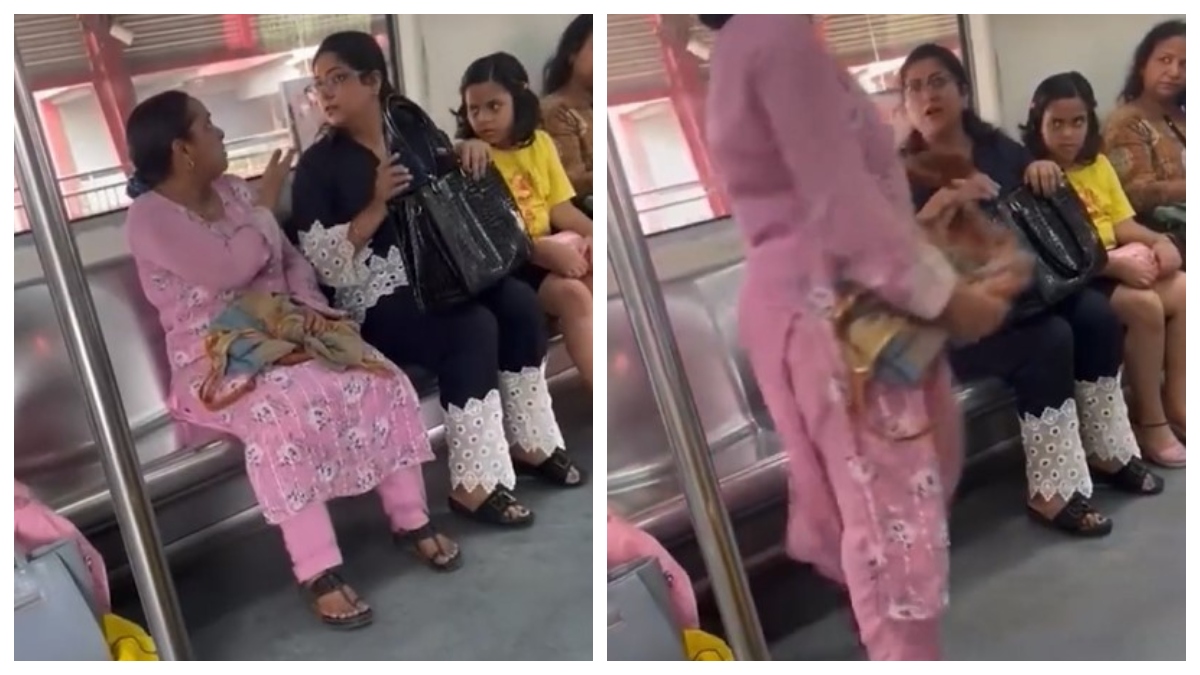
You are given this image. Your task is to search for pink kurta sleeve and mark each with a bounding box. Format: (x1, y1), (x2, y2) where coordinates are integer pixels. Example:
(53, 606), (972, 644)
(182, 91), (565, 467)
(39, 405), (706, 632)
(747, 17), (956, 321)
(126, 195), (270, 291)
(282, 237), (333, 309)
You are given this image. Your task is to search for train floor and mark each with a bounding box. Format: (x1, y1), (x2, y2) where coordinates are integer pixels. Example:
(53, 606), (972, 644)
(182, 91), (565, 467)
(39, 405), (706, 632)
(764, 451), (1186, 660)
(114, 381), (593, 661)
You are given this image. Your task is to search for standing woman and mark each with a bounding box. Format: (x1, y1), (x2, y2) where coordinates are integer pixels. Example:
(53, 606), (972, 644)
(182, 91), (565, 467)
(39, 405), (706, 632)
(703, 15), (1019, 660)
(541, 14), (593, 211)
(1103, 19), (1186, 219)
(287, 32), (585, 530)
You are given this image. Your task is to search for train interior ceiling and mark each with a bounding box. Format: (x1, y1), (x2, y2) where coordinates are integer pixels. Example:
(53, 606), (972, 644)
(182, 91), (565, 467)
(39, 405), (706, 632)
(14, 14), (592, 660)
(604, 13), (1185, 660)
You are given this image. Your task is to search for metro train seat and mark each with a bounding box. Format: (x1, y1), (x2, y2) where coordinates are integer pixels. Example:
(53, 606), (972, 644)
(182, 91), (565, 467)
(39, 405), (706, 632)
(607, 258), (1023, 544)
(13, 186), (574, 569)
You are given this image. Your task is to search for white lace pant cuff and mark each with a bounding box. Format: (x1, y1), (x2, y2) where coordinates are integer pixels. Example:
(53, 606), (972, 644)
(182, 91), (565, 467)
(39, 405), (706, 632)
(444, 389), (515, 493)
(1020, 398), (1093, 501)
(499, 365), (565, 459)
(1075, 377), (1140, 465)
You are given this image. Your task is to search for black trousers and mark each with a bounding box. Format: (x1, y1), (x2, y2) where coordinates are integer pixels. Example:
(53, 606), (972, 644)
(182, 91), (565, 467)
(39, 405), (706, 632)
(360, 278), (549, 409)
(949, 287), (1123, 416)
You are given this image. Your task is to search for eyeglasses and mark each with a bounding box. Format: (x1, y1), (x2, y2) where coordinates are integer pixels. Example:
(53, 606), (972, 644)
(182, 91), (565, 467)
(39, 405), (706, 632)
(903, 73), (953, 97)
(304, 70), (361, 97)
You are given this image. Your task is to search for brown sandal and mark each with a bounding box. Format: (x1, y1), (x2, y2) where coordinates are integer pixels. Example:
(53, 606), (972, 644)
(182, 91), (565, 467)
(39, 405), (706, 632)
(394, 522), (463, 572)
(301, 569), (374, 630)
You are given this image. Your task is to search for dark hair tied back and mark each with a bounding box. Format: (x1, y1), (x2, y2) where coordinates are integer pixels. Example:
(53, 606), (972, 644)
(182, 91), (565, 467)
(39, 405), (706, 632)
(123, 89), (195, 197)
(898, 43), (1003, 154)
(697, 15), (734, 30)
(314, 31), (398, 106)
(1119, 19), (1186, 104)
(543, 14), (592, 95)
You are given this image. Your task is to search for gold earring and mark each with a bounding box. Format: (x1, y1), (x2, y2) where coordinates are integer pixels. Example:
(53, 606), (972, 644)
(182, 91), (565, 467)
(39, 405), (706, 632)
(186, 156), (195, 170)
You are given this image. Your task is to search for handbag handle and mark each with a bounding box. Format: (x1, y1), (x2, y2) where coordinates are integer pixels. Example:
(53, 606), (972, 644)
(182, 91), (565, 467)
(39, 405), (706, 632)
(1002, 186), (1092, 278)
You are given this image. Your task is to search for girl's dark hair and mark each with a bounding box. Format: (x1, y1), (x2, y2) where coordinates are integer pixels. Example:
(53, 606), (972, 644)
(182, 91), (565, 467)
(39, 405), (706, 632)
(1019, 71), (1102, 165)
(1119, 19), (1185, 105)
(899, 43), (1002, 153)
(455, 52), (541, 147)
(697, 15), (734, 30)
(125, 90), (195, 198)
(314, 31), (398, 105)
(543, 14), (592, 95)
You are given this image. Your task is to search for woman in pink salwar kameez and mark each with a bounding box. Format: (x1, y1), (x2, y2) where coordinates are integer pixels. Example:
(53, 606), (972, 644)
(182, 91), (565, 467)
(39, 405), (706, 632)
(123, 91), (459, 630)
(702, 15), (1023, 660)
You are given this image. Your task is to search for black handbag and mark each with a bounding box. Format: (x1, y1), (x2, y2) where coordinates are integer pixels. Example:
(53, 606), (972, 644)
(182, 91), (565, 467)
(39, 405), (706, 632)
(397, 167), (532, 311)
(382, 98), (532, 312)
(991, 183), (1107, 321)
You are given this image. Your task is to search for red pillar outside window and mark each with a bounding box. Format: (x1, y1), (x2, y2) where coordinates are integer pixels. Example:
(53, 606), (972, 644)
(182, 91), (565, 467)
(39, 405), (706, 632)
(221, 14), (256, 52)
(78, 14), (138, 172)
(652, 14), (728, 217)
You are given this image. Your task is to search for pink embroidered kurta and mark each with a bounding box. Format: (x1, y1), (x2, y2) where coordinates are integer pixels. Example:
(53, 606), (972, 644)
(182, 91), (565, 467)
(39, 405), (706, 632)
(706, 15), (964, 627)
(126, 175), (433, 526)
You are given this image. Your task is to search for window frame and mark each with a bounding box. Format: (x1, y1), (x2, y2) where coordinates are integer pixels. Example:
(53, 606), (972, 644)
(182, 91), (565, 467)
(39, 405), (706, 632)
(606, 14), (975, 240)
(13, 14), (402, 238)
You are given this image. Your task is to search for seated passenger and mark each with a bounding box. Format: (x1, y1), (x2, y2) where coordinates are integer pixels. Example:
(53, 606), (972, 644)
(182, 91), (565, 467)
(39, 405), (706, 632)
(1102, 20), (1186, 225)
(123, 91), (459, 630)
(900, 44), (1165, 537)
(541, 14), (594, 214)
(1022, 72), (1185, 467)
(286, 32), (586, 530)
(457, 52), (595, 390)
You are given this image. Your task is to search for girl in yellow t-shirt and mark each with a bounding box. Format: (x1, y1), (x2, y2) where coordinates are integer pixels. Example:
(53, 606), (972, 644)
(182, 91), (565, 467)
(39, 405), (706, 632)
(1022, 72), (1185, 468)
(457, 52), (594, 389)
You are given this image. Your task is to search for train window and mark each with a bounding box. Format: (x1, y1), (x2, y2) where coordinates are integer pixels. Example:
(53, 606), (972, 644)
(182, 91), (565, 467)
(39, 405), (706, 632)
(607, 14), (967, 236)
(13, 14), (393, 233)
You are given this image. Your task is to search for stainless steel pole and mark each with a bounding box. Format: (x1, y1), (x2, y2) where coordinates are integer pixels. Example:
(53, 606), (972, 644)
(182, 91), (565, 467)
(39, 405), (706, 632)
(13, 59), (194, 660)
(606, 127), (770, 661)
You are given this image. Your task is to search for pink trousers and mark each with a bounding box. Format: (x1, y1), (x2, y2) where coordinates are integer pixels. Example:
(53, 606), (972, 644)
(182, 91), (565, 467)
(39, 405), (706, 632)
(277, 466), (429, 582)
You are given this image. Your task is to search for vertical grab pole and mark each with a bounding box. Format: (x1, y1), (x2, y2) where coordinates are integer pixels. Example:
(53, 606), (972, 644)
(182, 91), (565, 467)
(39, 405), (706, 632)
(13, 56), (194, 660)
(606, 127), (770, 661)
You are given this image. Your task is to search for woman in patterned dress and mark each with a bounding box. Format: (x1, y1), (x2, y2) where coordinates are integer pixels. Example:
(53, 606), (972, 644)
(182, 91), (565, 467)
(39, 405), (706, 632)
(703, 14), (1018, 660)
(124, 90), (457, 630)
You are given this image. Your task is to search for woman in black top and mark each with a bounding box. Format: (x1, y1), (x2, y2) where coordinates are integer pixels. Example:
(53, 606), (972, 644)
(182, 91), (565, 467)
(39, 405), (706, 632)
(286, 31), (586, 529)
(899, 45), (1163, 538)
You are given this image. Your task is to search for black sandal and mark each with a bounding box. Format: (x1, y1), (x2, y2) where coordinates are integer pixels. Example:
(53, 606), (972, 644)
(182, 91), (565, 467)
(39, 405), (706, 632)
(1090, 457), (1165, 496)
(448, 486), (535, 528)
(300, 569), (374, 630)
(394, 522), (463, 572)
(1026, 493), (1113, 538)
(514, 448), (588, 488)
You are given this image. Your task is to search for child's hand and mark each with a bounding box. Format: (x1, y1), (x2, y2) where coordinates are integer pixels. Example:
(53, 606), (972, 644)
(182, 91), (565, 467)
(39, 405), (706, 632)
(1152, 237), (1183, 275)
(455, 139), (491, 179)
(580, 235), (593, 266)
(543, 239), (589, 278)
(1111, 249), (1159, 288)
(1024, 160), (1066, 196)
